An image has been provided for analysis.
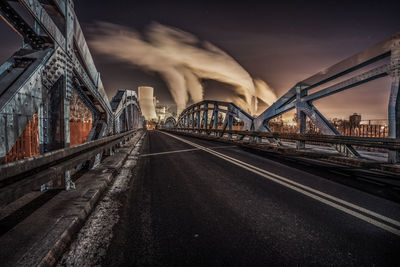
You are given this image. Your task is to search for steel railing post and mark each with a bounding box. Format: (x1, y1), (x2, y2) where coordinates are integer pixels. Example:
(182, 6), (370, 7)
(388, 34), (400, 163)
(214, 105), (219, 136)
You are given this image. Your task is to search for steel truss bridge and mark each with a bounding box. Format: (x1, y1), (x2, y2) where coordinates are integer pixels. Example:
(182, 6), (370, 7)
(0, 0), (144, 191)
(0, 1), (400, 266)
(0, 0), (398, 209)
(168, 32), (400, 163)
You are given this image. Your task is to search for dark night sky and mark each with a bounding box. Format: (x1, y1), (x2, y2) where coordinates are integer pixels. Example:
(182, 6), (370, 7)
(1, 0), (400, 119)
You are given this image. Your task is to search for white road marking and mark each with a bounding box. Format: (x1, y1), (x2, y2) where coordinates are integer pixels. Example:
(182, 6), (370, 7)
(160, 131), (400, 236)
(140, 145), (237, 157)
(329, 170), (352, 177)
(140, 148), (199, 157)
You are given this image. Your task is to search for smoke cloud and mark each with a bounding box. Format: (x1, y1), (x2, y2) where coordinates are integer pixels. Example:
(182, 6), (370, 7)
(89, 22), (277, 115)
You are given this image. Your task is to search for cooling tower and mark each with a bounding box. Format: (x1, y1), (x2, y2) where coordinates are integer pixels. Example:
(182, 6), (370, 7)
(138, 86), (157, 120)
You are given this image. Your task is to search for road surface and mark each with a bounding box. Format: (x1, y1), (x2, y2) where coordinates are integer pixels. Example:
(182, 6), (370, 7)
(103, 130), (400, 266)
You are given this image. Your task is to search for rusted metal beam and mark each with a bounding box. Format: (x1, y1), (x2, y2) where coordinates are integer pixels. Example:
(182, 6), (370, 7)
(0, 129), (144, 207)
(0, 129), (139, 180)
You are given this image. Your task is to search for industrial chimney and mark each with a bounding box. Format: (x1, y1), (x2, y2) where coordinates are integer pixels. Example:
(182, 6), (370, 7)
(138, 86), (157, 120)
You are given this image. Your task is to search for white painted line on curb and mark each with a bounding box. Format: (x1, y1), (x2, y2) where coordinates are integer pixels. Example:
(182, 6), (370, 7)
(160, 131), (400, 236)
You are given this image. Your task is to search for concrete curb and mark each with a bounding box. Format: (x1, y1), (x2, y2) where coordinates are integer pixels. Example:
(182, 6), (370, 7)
(10, 130), (146, 267)
(37, 174), (114, 267)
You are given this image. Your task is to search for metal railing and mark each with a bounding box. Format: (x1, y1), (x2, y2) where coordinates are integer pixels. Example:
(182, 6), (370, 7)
(0, 129), (143, 207)
(163, 127), (400, 154)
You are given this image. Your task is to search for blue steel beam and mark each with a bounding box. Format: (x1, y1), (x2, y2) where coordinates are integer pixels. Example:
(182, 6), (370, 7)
(175, 34), (400, 162)
(0, 1), (144, 172)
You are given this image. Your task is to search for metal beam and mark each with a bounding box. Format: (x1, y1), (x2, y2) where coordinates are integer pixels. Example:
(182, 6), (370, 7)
(388, 37), (400, 162)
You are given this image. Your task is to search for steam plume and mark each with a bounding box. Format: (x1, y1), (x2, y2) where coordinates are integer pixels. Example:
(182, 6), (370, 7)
(89, 22), (277, 114)
(138, 86), (157, 120)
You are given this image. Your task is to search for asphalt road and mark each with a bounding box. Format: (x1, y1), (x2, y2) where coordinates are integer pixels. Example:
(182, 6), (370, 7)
(103, 130), (400, 266)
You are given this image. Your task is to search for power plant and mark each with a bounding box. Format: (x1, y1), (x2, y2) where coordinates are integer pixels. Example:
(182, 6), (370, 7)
(138, 86), (158, 121)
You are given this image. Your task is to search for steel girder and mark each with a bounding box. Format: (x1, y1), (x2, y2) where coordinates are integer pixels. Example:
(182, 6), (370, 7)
(0, 1), (144, 164)
(174, 34), (400, 162)
(253, 33), (400, 160)
(164, 116), (176, 128)
(0, 48), (53, 161)
(176, 100), (254, 138)
(110, 90), (143, 133)
(388, 36), (400, 162)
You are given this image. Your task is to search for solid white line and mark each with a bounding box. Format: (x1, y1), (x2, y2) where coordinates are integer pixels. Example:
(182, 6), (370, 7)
(172, 134), (400, 227)
(203, 147), (400, 228)
(329, 170), (352, 177)
(140, 148), (199, 157)
(140, 145), (237, 157)
(160, 131), (400, 236)
(210, 145), (238, 149)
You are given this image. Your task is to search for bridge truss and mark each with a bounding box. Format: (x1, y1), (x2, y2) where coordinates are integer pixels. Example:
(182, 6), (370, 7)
(163, 116), (176, 128)
(173, 34), (400, 163)
(176, 100), (254, 134)
(0, 0), (144, 166)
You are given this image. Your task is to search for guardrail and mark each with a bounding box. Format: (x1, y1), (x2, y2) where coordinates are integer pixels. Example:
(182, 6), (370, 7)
(0, 129), (142, 207)
(162, 127), (400, 155)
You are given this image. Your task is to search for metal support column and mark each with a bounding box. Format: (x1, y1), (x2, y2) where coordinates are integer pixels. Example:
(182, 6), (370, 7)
(130, 103), (134, 130)
(196, 107), (200, 131)
(296, 86), (306, 149)
(191, 107), (195, 130)
(208, 108), (214, 135)
(228, 106), (233, 139)
(204, 103), (208, 130)
(214, 105), (218, 136)
(388, 35), (400, 163)
(63, 1), (75, 190)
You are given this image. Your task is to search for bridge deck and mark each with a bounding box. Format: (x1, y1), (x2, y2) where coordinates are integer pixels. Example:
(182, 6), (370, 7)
(65, 130), (400, 266)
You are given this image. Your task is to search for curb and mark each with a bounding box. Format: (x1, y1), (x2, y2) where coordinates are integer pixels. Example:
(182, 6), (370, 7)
(14, 131), (146, 267)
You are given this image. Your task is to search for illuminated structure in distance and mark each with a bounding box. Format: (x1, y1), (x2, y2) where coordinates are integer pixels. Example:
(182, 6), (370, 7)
(138, 86), (157, 121)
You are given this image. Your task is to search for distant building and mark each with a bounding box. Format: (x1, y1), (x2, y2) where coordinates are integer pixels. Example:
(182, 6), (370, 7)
(138, 86), (157, 120)
(349, 113), (361, 127)
(156, 106), (166, 121)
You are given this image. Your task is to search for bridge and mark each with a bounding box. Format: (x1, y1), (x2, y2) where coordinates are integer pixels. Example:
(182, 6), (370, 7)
(0, 1), (399, 266)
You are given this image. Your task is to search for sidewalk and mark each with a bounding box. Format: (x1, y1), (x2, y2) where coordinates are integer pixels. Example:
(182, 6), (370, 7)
(0, 131), (145, 267)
